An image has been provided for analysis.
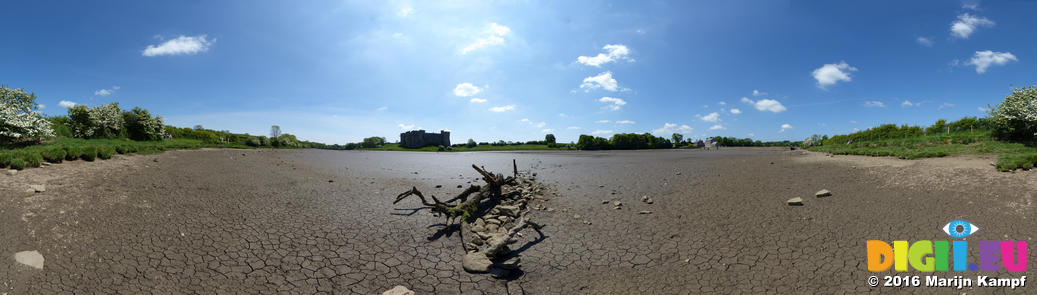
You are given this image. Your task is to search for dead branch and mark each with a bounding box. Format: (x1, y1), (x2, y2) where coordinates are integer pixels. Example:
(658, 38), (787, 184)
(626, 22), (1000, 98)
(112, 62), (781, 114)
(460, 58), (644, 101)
(481, 217), (542, 257)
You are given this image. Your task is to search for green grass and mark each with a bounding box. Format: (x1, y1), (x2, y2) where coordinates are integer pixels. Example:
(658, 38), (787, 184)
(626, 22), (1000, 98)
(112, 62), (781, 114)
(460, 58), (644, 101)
(0, 137), (254, 170)
(357, 143), (574, 152)
(807, 130), (1037, 171)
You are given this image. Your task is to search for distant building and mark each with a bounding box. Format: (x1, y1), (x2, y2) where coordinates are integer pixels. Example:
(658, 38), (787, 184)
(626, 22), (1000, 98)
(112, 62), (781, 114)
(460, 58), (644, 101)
(399, 130), (450, 148)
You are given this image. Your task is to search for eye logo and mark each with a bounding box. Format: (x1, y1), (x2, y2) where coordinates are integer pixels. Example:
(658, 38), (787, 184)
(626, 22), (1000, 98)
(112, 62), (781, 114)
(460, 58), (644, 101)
(942, 220), (979, 238)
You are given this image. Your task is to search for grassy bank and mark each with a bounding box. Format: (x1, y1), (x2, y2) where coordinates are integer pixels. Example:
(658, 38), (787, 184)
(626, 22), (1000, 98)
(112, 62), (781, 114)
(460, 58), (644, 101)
(806, 130), (1037, 171)
(359, 143), (572, 152)
(0, 138), (251, 170)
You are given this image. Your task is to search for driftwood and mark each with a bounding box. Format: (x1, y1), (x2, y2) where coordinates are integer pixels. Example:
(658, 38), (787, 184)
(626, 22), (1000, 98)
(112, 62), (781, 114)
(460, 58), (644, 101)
(393, 162), (543, 275)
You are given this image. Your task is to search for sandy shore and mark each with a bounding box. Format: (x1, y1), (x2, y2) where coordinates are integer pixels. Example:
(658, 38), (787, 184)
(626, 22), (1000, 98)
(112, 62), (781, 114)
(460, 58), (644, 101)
(1, 148), (1034, 293)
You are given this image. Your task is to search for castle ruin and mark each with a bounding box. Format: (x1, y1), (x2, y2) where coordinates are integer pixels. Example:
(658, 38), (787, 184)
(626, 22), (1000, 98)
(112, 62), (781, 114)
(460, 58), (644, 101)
(399, 130), (450, 148)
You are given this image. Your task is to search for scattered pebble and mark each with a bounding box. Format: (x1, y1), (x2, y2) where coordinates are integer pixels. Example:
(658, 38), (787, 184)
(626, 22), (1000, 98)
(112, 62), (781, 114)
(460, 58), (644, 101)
(787, 197), (804, 206)
(815, 189), (832, 198)
(601, 200), (609, 204)
(6, 169), (16, 176)
(639, 210), (653, 215)
(435, 185), (442, 188)
(14, 250), (45, 269)
(612, 201), (622, 207)
(29, 184), (45, 193)
(382, 285), (415, 295)
(457, 185), (463, 188)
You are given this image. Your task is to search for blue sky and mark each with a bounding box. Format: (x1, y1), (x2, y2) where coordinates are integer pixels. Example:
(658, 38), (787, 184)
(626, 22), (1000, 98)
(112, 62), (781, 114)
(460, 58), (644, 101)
(2, 1), (1035, 144)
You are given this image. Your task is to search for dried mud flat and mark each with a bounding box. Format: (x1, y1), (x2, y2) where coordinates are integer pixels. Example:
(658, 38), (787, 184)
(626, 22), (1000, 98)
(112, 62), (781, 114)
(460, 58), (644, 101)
(1, 148), (1035, 294)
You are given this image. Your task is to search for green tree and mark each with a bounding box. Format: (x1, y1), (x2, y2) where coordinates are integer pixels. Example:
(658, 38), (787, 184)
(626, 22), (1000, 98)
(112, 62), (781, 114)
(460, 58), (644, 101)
(270, 125), (282, 138)
(671, 133), (684, 147)
(466, 138), (477, 148)
(545, 134), (556, 144)
(989, 86), (1037, 142)
(361, 136), (386, 148)
(0, 86), (53, 143)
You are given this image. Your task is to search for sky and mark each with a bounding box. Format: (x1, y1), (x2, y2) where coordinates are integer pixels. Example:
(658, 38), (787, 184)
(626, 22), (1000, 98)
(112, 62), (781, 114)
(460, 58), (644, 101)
(1, 0), (1035, 144)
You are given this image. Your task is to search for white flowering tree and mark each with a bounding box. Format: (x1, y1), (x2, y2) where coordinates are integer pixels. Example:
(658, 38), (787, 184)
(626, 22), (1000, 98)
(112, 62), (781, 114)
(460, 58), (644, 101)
(0, 86), (54, 144)
(988, 86), (1037, 141)
(68, 103), (123, 138)
(123, 107), (165, 141)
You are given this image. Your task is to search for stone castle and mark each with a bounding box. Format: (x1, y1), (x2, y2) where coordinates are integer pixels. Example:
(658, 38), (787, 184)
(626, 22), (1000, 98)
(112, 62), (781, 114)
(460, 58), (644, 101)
(399, 130), (450, 148)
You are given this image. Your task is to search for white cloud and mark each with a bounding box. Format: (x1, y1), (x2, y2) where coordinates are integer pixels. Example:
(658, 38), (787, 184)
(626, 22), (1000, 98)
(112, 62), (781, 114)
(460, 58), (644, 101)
(143, 35), (213, 57)
(718, 101), (726, 105)
(592, 130), (613, 135)
(37, 104), (45, 109)
(469, 98), (487, 103)
(965, 50), (1017, 73)
(963, 3), (979, 10)
(519, 118), (530, 122)
(901, 100), (917, 107)
(461, 23), (510, 54)
(849, 120), (858, 124)
(729, 108), (741, 115)
(916, 37), (934, 47)
(699, 112), (721, 123)
(598, 96), (626, 110)
(779, 123), (793, 133)
(950, 13), (994, 39)
(397, 5), (414, 17)
(752, 90), (767, 97)
(567, 126), (581, 130)
(557, 113), (567, 117)
(58, 100), (77, 108)
(652, 123), (693, 135)
(863, 101), (886, 108)
(541, 129), (554, 133)
(812, 61), (857, 88)
(94, 85), (120, 96)
(741, 97), (787, 113)
(453, 83), (482, 97)
(489, 105), (515, 112)
(376, 106), (388, 111)
(978, 107), (989, 112)
(708, 124), (725, 131)
(398, 123), (415, 130)
(581, 72), (620, 92)
(576, 44), (633, 67)
(595, 120), (610, 123)
(535, 122), (546, 128)
(939, 103), (955, 110)
(616, 120), (636, 124)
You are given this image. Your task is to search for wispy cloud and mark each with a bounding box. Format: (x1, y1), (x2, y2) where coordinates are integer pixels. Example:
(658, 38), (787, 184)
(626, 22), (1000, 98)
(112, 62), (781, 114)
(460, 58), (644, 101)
(812, 61), (857, 88)
(143, 35), (213, 57)
(567, 126), (581, 130)
(779, 123), (793, 133)
(863, 101), (886, 108)
(94, 86), (120, 96)
(58, 100), (77, 108)
(652, 123), (693, 135)
(453, 83), (482, 97)
(469, 98), (487, 103)
(698, 112), (720, 123)
(398, 123), (415, 130)
(916, 37), (934, 47)
(595, 120), (610, 124)
(938, 103), (955, 110)
(729, 108), (741, 115)
(581, 72), (620, 92)
(489, 105), (515, 112)
(708, 124), (725, 130)
(616, 120), (636, 124)
(950, 13), (994, 39)
(592, 130), (613, 135)
(901, 100), (917, 107)
(965, 50), (1017, 73)
(576, 44), (633, 67)
(461, 23), (510, 54)
(741, 97), (786, 113)
(598, 96), (627, 110)
(752, 89), (767, 97)
(376, 106), (388, 111)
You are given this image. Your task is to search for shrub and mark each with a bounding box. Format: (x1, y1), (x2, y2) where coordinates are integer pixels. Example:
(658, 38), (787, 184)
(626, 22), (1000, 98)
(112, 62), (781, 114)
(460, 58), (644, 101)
(10, 158), (25, 170)
(122, 107), (165, 141)
(988, 86), (1037, 142)
(0, 152), (12, 167)
(81, 146), (98, 161)
(67, 103), (123, 139)
(22, 152), (43, 167)
(41, 147), (66, 163)
(246, 138), (262, 147)
(115, 145), (129, 154)
(98, 146), (115, 160)
(64, 146), (82, 160)
(0, 86), (54, 144)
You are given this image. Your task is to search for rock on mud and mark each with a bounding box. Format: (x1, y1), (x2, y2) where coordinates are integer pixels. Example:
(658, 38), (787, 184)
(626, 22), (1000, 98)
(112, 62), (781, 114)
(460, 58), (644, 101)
(462, 252), (492, 273)
(787, 197), (804, 206)
(15, 250), (45, 269)
(815, 189), (832, 198)
(382, 285), (415, 295)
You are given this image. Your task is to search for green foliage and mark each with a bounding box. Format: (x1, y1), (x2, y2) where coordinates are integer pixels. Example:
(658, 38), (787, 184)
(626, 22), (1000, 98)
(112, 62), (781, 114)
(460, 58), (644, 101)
(671, 133), (683, 147)
(926, 119), (948, 134)
(22, 152), (43, 167)
(41, 147), (66, 163)
(98, 146), (115, 160)
(64, 146), (81, 160)
(67, 102), (124, 139)
(466, 139), (477, 148)
(988, 86), (1037, 142)
(81, 146), (98, 161)
(997, 153), (1037, 172)
(0, 85), (54, 143)
(0, 152), (12, 167)
(9, 157), (25, 170)
(49, 116), (74, 138)
(545, 134), (556, 144)
(122, 107), (165, 141)
(361, 136), (386, 148)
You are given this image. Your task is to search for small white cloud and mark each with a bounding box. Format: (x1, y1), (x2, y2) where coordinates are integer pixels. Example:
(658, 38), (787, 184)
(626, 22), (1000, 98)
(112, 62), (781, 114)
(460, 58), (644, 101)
(489, 105), (515, 112)
(699, 112), (721, 123)
(718, 101), (726, 105)
(576, 44), (633, 67)
(143, 35), (213, 57)
(779, 123), (793, 133)
(963, 3), (979, 10)
(58, 100), (77, 108)
(461, 23), (510, 54)
(938, 103), (955, 110)
(901, 100), (917, 107)
(541, 129), (554, 133)
(849, 120), (858, 124)
(469, 98), (487, 103)
(535, 122), (546, 128)
(595, 120), (610, 124)
(708, 124), (725, 131)
(581, 72), (620, 92)
(376, 106), (388, 111)
(916, 37), (934, 47)
(752, 90), (767, 97)
(965, 50), (1017, 74)
(950, 13), (994, 39)
(519, 118), (530, 122)
(557, 113), (567, 117)
(398, 123), (415, 130)
(598, 96), (626, 111)
(863, 101), (886, 108)
(397, 5), (414, 17)
(741, 98), (787, 113)
(592, 130), (613, 135)
(652, 123), (693, 135)
(729, 108), (741, 115)
(94, 86), (120, 96)
(454, 83), (482, 97)
(616, 120), (636, 124)
(567, 126), (581, 130)
(812, 61), (858, 88)
(978, 107), (989, 112)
